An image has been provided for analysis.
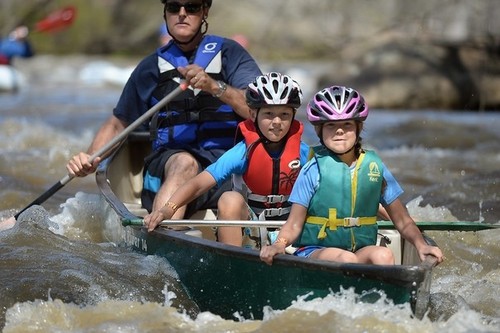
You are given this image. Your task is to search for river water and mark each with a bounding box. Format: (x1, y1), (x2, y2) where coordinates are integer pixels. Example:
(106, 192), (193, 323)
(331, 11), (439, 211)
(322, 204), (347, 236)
(0, 56), (499, 332)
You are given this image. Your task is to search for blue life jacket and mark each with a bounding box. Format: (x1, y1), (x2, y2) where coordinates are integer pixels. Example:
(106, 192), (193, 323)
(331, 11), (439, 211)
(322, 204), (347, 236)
(150, 35), (240, 151)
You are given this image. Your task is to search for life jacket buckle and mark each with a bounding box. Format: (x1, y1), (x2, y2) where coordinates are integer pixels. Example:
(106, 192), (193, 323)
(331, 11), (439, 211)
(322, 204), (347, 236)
(266, 195), (287, 204)
(188, 111), (200, 122)
(264, 207), (291, 217)
(343, 217), (360, 227)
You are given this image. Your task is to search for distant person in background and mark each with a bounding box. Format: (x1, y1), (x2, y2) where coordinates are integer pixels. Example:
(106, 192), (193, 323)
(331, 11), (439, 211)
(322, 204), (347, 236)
(67, 0), (262, 221)
(0, 26), (34, 65)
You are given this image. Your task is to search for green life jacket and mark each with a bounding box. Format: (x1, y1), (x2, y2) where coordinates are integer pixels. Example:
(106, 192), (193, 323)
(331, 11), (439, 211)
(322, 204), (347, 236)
(294, 147), (383, 252)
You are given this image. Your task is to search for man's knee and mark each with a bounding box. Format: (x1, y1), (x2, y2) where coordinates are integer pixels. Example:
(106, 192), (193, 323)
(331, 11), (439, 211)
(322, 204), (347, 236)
(164, 152), (199, 176)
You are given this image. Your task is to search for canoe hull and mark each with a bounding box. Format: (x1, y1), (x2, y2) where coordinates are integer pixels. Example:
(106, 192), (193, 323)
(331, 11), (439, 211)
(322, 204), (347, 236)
(96, 132), (435, 319)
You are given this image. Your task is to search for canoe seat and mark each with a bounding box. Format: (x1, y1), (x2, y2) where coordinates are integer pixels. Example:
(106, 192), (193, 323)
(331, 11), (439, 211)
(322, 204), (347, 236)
(377, 230), (402, 265)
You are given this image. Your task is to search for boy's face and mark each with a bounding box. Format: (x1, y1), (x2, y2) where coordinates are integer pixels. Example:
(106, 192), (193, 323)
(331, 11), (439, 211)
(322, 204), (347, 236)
(251, 106), (295, 142)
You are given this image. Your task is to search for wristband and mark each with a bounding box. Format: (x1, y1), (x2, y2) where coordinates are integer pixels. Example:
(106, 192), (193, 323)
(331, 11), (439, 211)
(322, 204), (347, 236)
(164, 201), (178, 212)
(274, 237), (288, 246)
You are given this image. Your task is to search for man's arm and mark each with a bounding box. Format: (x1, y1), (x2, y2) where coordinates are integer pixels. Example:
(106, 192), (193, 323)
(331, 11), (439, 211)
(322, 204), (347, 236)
(66, 115), (126, 177)
(178, 64), (251, 120)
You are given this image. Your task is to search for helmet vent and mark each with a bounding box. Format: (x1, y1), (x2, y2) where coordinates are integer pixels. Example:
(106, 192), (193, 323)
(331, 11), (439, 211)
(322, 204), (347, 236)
(280, 86), (290, 100)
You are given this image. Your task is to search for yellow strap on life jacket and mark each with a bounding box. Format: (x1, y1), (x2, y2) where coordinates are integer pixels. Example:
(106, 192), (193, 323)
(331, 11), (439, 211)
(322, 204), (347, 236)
(351, 152), (366, 216)
(306, 208), (377, 240)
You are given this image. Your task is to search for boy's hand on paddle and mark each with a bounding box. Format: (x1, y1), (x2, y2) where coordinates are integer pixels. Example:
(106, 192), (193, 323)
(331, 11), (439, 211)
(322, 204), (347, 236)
(144, 206), (173, 232)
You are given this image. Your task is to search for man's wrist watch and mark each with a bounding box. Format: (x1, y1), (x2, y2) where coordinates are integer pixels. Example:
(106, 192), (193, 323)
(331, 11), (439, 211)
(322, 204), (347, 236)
(213, 80), (227, 98)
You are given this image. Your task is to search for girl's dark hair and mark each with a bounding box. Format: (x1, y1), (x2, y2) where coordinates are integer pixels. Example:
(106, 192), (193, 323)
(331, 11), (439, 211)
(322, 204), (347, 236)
(353, 121), (364, 157)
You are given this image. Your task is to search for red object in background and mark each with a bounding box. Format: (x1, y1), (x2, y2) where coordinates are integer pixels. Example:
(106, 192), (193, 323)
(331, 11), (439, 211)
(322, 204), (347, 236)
(35, 6), (77, 33)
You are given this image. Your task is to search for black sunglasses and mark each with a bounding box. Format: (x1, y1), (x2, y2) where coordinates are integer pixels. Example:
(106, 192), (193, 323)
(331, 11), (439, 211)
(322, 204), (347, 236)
(165, 2), (203, 14)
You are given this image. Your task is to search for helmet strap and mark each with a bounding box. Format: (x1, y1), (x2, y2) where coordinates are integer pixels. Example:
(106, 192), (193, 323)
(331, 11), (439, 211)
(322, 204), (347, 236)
(254, 109), (271, 144)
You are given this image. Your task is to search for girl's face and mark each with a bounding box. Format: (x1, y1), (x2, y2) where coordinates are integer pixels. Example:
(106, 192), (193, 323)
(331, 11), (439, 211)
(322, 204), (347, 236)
(252, 106), (294, 142)
(322, 120), (359, 155)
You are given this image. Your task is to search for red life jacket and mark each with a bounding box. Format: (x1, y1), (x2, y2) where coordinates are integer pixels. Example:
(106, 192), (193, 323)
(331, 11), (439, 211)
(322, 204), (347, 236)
(236, 118), (303, 218)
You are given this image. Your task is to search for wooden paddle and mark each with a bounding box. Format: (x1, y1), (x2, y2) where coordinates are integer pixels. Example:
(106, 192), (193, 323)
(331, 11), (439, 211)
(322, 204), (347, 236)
(121, 218), (500, 232)
(3, 83), (187, 223)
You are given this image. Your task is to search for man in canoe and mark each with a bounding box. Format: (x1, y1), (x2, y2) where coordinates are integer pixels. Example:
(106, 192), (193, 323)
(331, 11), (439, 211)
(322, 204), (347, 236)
(66, 0), (261, 219)
(260, 85), (444, 265)
(144, 72), (310, 247)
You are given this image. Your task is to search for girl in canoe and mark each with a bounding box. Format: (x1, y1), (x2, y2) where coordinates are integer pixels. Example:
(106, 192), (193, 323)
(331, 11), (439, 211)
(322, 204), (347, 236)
(259, 85), (444, 265)
(144, 72), (310, 247)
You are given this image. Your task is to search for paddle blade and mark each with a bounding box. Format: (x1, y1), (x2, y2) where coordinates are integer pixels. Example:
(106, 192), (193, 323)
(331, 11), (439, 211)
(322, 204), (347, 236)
(35, 6), (77, 33)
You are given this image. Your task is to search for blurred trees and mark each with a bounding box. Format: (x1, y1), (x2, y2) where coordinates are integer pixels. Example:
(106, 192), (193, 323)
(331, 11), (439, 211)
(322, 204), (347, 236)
(1, 0), (499, 109)
(1, 0), (498, 60)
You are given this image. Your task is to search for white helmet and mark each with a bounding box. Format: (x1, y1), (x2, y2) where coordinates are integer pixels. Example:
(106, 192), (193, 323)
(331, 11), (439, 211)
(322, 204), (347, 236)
(246, 72), (303, 109)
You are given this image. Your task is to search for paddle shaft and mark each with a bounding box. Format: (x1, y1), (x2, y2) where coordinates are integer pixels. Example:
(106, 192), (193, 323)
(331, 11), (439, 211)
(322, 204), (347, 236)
(122, 218), (500, 231)
(123, 219), (286, 228)
(13, 83), (187, 219)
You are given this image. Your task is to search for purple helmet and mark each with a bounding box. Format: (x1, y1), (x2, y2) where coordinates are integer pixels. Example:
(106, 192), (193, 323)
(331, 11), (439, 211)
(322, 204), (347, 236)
(246, 72), (303, 109)
(307, 86), (369, 124)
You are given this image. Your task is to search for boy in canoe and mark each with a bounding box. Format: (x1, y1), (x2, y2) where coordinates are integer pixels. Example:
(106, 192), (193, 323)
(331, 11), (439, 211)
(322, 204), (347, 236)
(260, 85), (444, 265)
(144, 72), (309, 247)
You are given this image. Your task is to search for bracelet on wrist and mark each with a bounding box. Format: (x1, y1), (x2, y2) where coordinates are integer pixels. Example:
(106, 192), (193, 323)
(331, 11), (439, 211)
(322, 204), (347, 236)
(164, 201), (178, 212)
(274, 237), (288, 247)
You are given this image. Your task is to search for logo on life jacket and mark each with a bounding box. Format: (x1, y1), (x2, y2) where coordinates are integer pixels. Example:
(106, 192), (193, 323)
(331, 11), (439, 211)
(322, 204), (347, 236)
(202, 42), (218, 53)
(367, 161), (381, 182)
(288, 159), (301, 170)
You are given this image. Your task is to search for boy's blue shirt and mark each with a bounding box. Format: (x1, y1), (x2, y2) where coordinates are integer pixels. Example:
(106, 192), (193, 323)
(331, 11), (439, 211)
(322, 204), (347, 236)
(206, 140), (310, 187)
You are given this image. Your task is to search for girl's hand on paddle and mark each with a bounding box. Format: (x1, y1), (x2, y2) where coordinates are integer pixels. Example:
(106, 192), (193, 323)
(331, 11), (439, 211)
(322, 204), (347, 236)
(66, 153), (100, 177)
(260, 244), (286, 266)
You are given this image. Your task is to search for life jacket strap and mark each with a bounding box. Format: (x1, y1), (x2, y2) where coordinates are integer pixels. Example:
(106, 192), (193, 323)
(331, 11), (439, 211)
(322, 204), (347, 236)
(262, 207), (291, 218)
(247, 193), (290, 204)
(306, 208), (377, 240)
